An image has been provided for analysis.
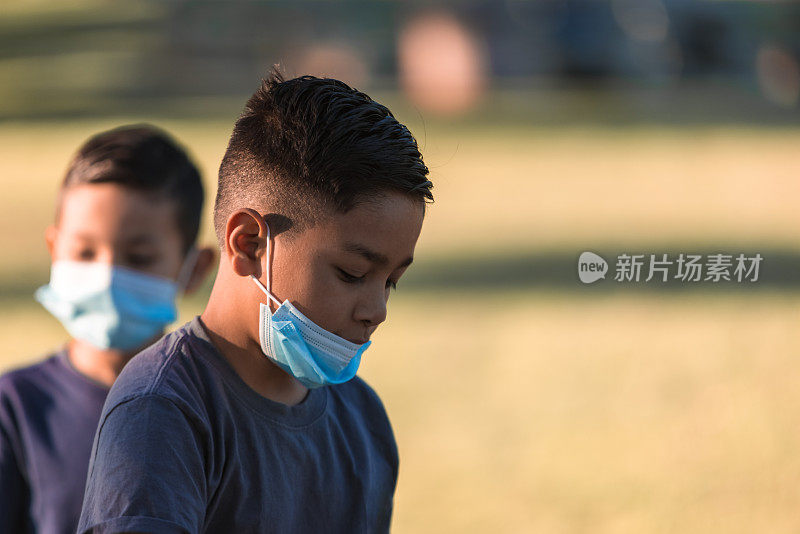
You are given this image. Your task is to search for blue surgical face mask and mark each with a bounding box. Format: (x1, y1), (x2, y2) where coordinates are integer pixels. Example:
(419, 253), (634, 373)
(35, 255), (194, 351)
(250, 222), (370, 389)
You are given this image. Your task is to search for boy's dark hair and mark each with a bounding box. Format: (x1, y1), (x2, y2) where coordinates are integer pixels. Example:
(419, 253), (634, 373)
(61, 124), (204, 253)
(214, 72), (433, 246)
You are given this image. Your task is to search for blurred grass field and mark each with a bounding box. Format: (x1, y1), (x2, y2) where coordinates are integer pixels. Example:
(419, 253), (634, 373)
(1, 119), (799, 533)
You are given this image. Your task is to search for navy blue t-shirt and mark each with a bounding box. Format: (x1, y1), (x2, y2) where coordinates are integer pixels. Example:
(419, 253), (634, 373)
(79, 317), (399, 534)
(0, 350), (109, 534)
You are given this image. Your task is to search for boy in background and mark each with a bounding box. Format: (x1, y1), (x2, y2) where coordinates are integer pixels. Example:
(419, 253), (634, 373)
(79, 74), (433, 533)
(0, 125), (215, 534)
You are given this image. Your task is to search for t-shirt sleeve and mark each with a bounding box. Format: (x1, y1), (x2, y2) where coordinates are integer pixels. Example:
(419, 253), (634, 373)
(78, 394), (208, 534)
(0, 387), (29, 534)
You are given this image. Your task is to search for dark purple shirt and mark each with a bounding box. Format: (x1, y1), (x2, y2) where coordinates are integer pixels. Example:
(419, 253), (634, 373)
(0, 350), (109, 534)
(79, 317), (398, 533)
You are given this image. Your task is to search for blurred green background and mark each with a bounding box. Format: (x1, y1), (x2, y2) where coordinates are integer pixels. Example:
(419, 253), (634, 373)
(2, 1), (800, 533)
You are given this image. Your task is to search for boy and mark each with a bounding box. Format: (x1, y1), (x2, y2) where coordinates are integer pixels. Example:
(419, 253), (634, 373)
(78, 73), (433, 533)
(0, 125), (215, 534)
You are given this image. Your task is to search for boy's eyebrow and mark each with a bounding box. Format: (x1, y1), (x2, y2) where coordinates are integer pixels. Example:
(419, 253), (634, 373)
(343, 242), (414, 268)
(72, 232), (95, 243)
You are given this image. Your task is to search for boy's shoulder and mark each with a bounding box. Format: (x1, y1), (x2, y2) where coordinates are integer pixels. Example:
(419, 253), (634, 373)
(0, 352), (67, 400)
(104, 317), (213, 411)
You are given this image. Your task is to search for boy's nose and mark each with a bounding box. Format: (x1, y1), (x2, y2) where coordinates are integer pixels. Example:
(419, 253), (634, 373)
(354, 291), (388, 328)
(95, 250), (116, 266)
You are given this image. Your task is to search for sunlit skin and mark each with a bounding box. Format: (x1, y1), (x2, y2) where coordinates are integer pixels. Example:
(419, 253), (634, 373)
(201, 192), (425, 406)
(45, 183), (216, 386)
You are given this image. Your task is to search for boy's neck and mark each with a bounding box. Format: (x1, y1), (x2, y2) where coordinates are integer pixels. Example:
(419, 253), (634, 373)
(201, 282), (308, 406)
(67, 340), (138, 388)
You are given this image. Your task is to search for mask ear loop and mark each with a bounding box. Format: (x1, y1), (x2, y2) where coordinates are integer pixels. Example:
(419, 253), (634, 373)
(250, 219), (282, 309)
(161, 246), (201, 329)
(175, 246), (199, 294)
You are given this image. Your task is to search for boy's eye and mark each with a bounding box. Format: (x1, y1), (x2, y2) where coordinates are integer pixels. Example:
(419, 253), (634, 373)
(78, 248), (95, 261)
(337, 268), (364, 284)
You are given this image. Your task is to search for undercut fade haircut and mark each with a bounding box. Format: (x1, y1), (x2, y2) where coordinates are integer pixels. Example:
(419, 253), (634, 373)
(60, 124), (204, 253)
(214, 71), (433, 247)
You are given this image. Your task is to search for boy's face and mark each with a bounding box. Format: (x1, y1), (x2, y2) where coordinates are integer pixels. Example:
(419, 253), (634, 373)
(47, 183), (187, 280)
(242, 192), (424, 345)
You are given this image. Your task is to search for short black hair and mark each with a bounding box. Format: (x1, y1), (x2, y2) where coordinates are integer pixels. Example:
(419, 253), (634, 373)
(214, 71), (432, 246)
(61, 124), (204, 253)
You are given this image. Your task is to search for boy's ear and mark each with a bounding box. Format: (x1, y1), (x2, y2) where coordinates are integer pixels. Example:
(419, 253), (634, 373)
(44, 225), (58, 260)
(183, 246), (217, 295)
(225, 208), (269, 278)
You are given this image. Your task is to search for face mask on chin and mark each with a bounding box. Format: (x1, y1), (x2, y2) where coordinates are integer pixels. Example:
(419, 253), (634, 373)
(249, 217), (370, 389)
